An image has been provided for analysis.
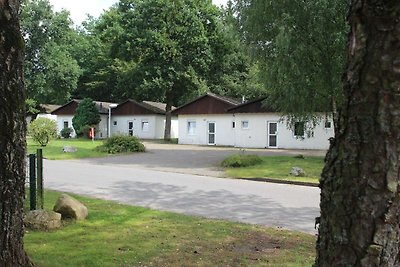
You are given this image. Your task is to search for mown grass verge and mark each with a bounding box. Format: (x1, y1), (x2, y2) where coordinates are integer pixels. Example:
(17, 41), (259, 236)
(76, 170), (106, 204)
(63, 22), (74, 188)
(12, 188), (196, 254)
(24, 190), (316, 266)
(27, 138), (111, 160)
(223, 155), (324, 184)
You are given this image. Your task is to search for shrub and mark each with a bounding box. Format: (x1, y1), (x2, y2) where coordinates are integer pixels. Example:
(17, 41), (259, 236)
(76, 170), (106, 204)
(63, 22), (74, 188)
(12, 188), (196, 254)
(28, 118), (58, 146)
(81, 125), (92, 139)
(221, 154), (263, 168)
(97, 135), (145, 154)
(72, 98), (101, 137)
(60, 127), (73, 139)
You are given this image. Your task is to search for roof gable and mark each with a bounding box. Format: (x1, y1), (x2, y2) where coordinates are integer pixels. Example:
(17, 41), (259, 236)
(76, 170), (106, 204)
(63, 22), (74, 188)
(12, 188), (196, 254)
(52, 99), (117, 115)
(228, 97), (277, 113)
(172, 93), (240, 115)
(51, 100), (79, 115)
(112, 99), (166, 115)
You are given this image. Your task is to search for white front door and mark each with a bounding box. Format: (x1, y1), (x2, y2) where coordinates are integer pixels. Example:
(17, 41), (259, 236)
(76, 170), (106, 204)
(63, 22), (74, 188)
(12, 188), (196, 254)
(207, 122), (216, 145)
(128, 121), (134, 136)
(268, 122), (278, 148)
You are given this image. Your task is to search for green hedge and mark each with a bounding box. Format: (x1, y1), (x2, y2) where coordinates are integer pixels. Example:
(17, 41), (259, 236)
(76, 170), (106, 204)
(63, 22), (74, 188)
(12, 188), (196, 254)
(96, 135), (145, 154)
(221, 154), (263, 168)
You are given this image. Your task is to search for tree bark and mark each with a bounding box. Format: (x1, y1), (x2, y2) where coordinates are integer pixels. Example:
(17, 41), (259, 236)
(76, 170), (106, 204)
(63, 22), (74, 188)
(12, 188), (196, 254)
(164, 102), (172, 141)
(316, 1), (400, 266)
(0, 1), (34, 266)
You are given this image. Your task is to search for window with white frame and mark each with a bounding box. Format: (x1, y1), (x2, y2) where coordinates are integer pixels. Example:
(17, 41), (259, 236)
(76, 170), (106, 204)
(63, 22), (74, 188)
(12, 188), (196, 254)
(232, 121), (236, 128)
(241, 120), (249, 129)
(187, 120), (196, 135)
(324, 120), (332, 129)
(63, 121), (69, 129)
(113, 121), (117, 126)
(141, 120), (149, 132)
(294, 122), (305, 137)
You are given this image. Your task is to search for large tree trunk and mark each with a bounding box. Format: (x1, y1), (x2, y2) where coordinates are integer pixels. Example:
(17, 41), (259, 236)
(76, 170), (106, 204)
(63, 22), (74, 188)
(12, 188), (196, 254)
(315, 1), (400, 266)
(164, 102), (172, 141)
(0, 1), (34, 266)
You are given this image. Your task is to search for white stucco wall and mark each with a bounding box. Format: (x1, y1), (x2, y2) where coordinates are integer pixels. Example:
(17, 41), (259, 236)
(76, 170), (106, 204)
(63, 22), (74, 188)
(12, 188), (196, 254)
(56, 114), (108, 139)
(233, 113), (334, 150)
(110, 114), (171, 139)
(170, 116), (179, 139)
(37, 114), (57, 121)
(177, 113), (334, 150)
(177, 114), (235, 146)
(97, 114), (108, 139)
(56, 115), (75, 137)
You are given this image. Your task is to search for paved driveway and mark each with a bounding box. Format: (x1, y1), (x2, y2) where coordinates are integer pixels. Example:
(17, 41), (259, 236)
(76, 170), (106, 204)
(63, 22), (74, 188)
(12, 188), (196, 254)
(77, 141), (327, 177)
(44, 159), (320, 234)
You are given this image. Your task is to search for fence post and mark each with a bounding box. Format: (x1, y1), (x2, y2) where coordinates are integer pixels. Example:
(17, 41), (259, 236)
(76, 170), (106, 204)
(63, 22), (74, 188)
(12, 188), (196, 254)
(29, 154), (36, 210)
(36, 149), (43, 209)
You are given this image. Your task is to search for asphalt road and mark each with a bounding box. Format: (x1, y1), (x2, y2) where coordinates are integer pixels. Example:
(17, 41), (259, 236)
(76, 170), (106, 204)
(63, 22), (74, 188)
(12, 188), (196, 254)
(78, 141), (327, 177)
(44, 159), (320, 234)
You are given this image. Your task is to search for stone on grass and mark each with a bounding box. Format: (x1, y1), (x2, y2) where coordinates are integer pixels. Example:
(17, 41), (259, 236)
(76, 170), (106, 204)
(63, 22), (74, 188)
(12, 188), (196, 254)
(290, 167), (306, 177)
(63, 146), (77, 153)
(53, 194), (88, 220)
(24, 210), (62, 230)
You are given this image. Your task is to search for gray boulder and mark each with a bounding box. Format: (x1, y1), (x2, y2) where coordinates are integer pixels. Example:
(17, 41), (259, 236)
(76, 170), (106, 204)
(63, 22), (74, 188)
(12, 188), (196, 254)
(290, 166), (306, 177)
(53, 194), (88, 220)
(24, 210), (62, 230)
(63, 146), (77, 153)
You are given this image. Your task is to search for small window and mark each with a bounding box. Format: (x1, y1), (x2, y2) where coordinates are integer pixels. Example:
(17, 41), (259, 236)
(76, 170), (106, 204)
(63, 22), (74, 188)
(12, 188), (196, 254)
(187, 121), (196, 135)
(324, 121), (332, 129)
(141, 121), (149, 132)
(241, 121), (249, 129)
(294, 122), (305, 137)
(113, 121), (117, 126)
(63, 121), (69, 129)
(232, 121), (236, 128)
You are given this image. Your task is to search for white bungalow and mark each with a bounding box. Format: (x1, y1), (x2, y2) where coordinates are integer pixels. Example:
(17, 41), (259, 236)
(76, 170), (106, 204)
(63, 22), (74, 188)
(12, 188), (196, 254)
(52, 99), (116, 139)
(172, 93), (334, 150)
(110, 99), (178, 139)
(228, 97), (334, 150)
(171, 92), (240, 146)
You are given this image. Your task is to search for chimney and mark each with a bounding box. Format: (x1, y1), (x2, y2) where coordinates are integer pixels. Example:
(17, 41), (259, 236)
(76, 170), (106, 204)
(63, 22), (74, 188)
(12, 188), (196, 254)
(242, 96), (246, 103)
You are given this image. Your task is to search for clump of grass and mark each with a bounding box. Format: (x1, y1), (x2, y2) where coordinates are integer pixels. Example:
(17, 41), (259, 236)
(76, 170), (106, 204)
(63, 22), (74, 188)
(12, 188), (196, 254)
(221, 154), (263, 168)
(96, 135), (145, 154)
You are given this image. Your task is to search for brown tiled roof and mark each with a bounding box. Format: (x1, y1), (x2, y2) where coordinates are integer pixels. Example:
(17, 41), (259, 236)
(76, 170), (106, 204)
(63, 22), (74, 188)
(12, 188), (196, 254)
(51, 99), (118, 115)
(142, 101), (176, 113)
(228, 97), (278, 113)
(38, 104), (61, 114)
(171, 92), (241, 115)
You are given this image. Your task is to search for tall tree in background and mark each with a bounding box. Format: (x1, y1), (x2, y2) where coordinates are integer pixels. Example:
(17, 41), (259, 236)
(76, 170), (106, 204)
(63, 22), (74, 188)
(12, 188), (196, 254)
(104, 0), (218, 139)
(316, 1), (400, 265)
(0, 0), (33, 266)
(234, 0), (347, 127)
(21, 0), (81, 104)
(209, 2), (264, 99)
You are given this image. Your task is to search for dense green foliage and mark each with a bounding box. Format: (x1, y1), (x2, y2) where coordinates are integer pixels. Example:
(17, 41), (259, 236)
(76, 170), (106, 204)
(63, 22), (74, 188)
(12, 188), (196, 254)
(60, 127), (73, 138)
(97, 135), (145, 154)
(232, 0), (348, 126)
(72, 98), (101, 137)
(221, 154), (262, 167)
(28, 118), (58, 146)
(21, 0), (81, 104)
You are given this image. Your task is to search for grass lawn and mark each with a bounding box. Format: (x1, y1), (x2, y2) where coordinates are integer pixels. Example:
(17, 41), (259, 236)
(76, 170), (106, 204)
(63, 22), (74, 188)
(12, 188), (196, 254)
(24, 191), (316, 266)
(27, 138), (109, 160)
(224, 156), (324, 184)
